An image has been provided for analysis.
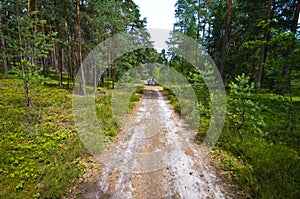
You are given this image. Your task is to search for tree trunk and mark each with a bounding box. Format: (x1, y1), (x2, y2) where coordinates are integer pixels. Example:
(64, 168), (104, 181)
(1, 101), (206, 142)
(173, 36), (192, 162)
(34, 0), (38, 28)
(257, 0), (273, 88)
(207, 23), (212, 55)
(112, 68), (115, 89)
(25, 84), (30, 107)
(93, 66), (97, 92)
(53, 0), (61, 87)
(279, 0), (300, 95)
(32, 0), (38, 69)
(27, 0), (31, 13)
(16, 1), (24, 75)
(70, 33), (75, 83)
(201, 17), (206, 46)
(291, 0), (300, 33)
(201, 1), (208, 45)
(107, 47), (111, 89)
(0, 15), (9, 78)
(77, 0), (86, 95)
(181, 16), (187, 73)
(220, 0), (232, 78)
(59, 48), (63, 88)
(195, 0), (202, 66)
(16, 2), (29, 107)
(64, 16), (71, 88)
(53, 44), (58, 74)
(196, 0), (201, 44)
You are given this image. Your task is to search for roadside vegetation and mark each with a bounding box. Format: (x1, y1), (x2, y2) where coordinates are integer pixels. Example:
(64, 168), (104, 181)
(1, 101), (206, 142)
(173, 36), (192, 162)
(163, 75), (299, 198)
(1, 0), (299, 198)
(0, 73), (143, 198)
(0, 0), (152, 196)
(0, 76), (86, 198)
(166, 0), (300, 198)
(215, 76), (299, 198)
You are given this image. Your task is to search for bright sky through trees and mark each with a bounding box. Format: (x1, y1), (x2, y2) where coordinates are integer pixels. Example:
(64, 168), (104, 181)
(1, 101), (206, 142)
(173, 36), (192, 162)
(134, 0), (177, 30)
(133, 0), (177, 51)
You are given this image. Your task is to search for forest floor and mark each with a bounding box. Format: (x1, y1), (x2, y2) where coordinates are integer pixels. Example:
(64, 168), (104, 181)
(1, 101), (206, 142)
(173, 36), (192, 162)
(66, 86), (245, 199)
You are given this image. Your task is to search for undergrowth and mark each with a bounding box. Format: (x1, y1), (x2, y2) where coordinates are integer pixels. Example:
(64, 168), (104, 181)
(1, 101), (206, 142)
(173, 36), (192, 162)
(162, 87), (181, 114)
(162, 74), (299, 198)
(216, 75), (299, 198)
(0, 77), (143, 198)
(0, 77), (88, 198)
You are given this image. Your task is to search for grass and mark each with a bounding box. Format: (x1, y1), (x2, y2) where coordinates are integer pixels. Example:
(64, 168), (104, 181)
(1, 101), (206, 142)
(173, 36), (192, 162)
(129, 85), (144, 110)
(0, 76), (144, 198)
(216, 89), (300, 198)
(0, 77), (88, 198)
(162, 87), (181, 114)
(162, 86), (211, 140)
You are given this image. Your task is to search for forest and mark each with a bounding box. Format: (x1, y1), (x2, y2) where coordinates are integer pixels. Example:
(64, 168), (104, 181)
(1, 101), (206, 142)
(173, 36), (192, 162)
(0, 0), (299, 198)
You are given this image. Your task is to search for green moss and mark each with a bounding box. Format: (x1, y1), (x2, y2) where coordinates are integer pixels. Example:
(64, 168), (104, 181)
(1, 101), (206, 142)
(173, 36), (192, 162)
(0, 77), (87, 198)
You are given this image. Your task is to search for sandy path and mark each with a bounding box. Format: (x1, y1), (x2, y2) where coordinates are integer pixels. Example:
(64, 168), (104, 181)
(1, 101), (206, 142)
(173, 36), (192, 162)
(74, 86), (239, 199)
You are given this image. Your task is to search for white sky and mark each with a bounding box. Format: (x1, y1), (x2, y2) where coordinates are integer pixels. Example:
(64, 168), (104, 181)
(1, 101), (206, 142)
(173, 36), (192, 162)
(134, 0), (177, 30)
(133, 0), (177, 51)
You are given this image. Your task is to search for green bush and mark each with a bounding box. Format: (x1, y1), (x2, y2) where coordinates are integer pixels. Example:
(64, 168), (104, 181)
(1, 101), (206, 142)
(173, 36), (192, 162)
(217, 74), (299, 198)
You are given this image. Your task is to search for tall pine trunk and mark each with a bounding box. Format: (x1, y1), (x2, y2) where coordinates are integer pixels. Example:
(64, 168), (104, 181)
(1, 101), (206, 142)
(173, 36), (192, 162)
(77, 0), (86, 96)
(64, 16), (71, 88)
(291, 0), (300, 34)
(220, 0), (232, 78)
(196, 0), (202, 66)
(53, 0), (63, 87)
(59, 49), (63, 88)
(257, 0), (273, 89)
(0, 15), (9, 77)
(279, 0), (300, 95)
(32, 0), (38, 69)
(16, 2), (30, 107)
(196, 0), (201, 44)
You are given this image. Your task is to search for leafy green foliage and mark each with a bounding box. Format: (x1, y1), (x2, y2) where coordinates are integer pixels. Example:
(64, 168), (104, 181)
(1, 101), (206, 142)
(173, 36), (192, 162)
(217, 74), (299, 198)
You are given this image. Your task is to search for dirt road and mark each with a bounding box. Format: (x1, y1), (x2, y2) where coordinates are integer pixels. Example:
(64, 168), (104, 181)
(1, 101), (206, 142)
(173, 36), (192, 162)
(74, 86), (240, 199)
